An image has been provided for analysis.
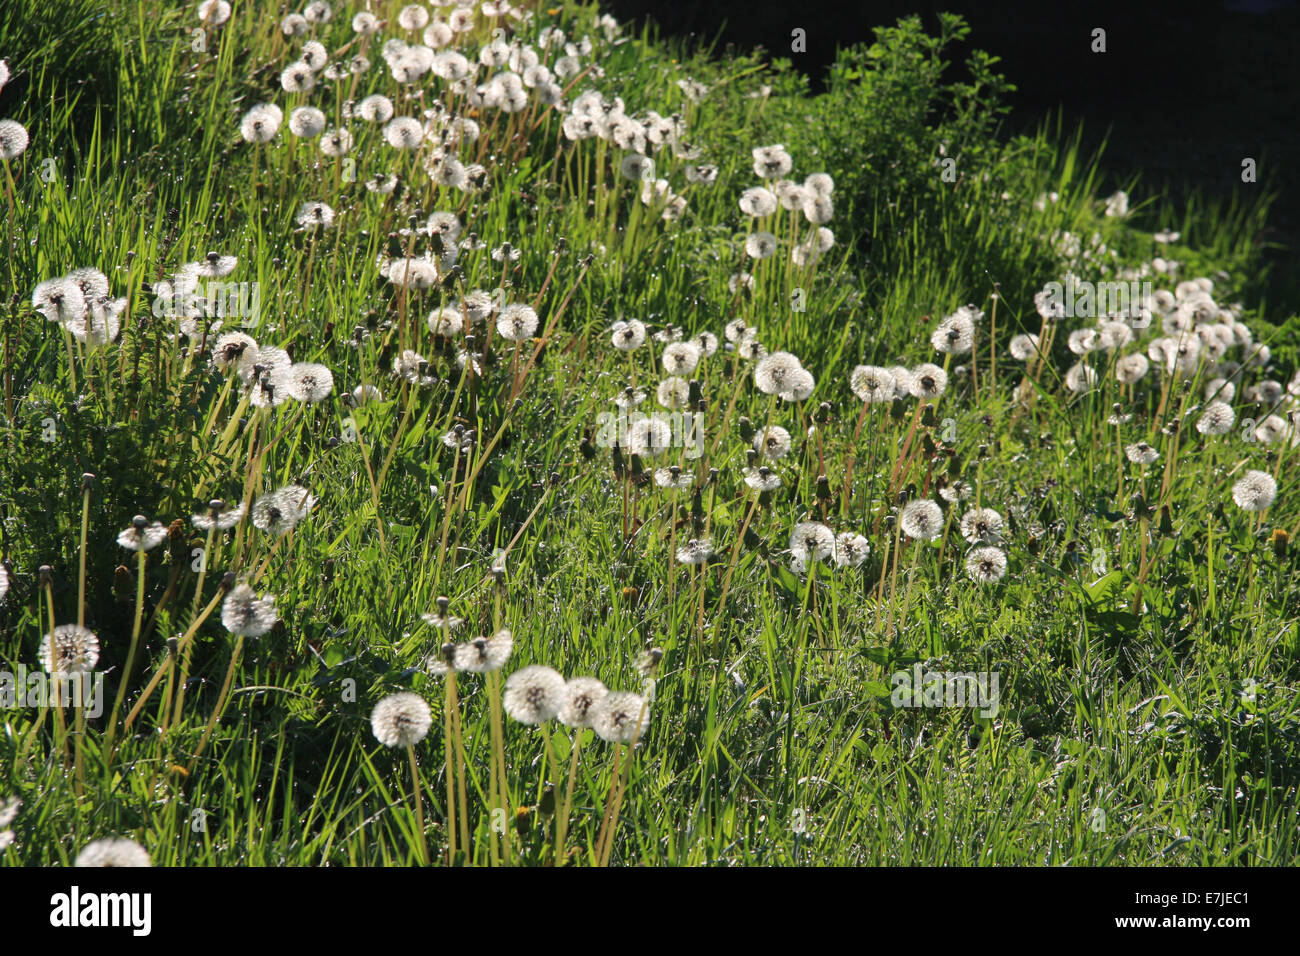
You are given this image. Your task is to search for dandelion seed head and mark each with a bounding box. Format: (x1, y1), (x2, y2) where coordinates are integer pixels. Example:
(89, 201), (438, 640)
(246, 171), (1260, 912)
(40, 625), (99, 677)
(75, 838), (150, 868)
(834, 532), (870, 568)
(591, 690), (650, 743)
(117, 518), (168, 551)
(503, 665), (567, 724)
(370, 692), (432, 747)
(965, 546), (1008, 583)
(558, 677), (609, 729)
(899, 499), (944, 540)
(909, 363), (948, 400)
(1232, 469), (1277, 511)
(754, 351), (803, 395)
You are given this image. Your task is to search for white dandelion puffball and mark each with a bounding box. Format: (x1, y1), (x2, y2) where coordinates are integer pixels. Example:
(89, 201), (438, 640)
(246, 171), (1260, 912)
(1232, 469), (1276, 512)
(503, 665), (568, 724)
(900, 499), (944, 541)
(370, 692), (433, 747)
(591, 691), (651, 744)
(221, 583), (278, 637)
(39, 625), (100, 677)
(558, 677), (609, 729)
(75, 838), (151, 867)
(966, 546), (1008, 583)
(0, 119), (30, 160)
(496, 303), (539, 341)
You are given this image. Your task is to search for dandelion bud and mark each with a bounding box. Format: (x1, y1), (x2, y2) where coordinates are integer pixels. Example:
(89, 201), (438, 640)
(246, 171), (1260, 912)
(436, 595), (451, 614)
(921, 406), (937, 428)
(514, 806), (531, 838)
(221, 571), (236, 590)
(737, 417), (755, 442)
(890, 397), (906, 420)
(549, 472), (561, 487)
(539, 784), (556, 816)
(1270, 528), (1288, 559)
(815, 402), (832, 425)
(815, 475), (832, 501)
(81, 473), (95, 491)
(612, 443), (626, 479)
(947, 454), (962, 479)
(1158, 505), (1175, 536)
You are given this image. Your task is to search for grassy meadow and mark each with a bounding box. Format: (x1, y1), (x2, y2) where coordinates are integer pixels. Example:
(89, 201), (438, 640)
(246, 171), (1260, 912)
(0, 0), (1297, 867)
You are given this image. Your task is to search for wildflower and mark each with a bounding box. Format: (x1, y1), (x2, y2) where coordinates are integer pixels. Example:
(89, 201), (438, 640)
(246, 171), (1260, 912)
(288, 106), (327, 138)
(457, 629), (514, 674)
(1125, 442), (1159, 465)
(850, 365), (895, 403)
(834, 532), (870, 568)
(692, 331), (719, 357)
(357, 94), (395, 123)
(319, 127), (354, 156)
(192, 500), (245, 531)
(75, 838), (150, 867)
(1009, 333), (1041, 360)
(503, 665), (568, 724)
(754, 351), (803, 395)
(804, 172), (834, 196)
(739, 187), (778, 218)
(497, 303), (539, 341)
(1115, 353), (1149, 385)
(1254, 415), (1288, 444)
(649, 465), (692, 494)
(384, 116), (425, 149)
(656, 377), (690, 410)
(1196, 401), (1236, 436)
(959, 508), (1003, 544)
(626, 416), (673, 457)
(303, 0), (333, 23)
(612, 386), (647, 410)
(252, 484), (317, 536)
(909, 363), (948, 400)
(0, 119), (30, 160)
(221, 583), (278, 637)
(370, 692), (432, 747)
(559, 677), (609, 729)
(1232, 470), (1277, 512)
(280, 61), (317, 93)
(899, 500), (944, 540)
(802, 194), (833, 224)
(216, 329), (264, 374)
(754, 425), (792, 460)
(352, 11), (381, 34)
(620, 153), (654, 181)
(743, 466), (782, 493)
(751, 144), (793, 179)
(676, 537), (714, 565)
(744, 232), (778, 259)
(39, 625), (99, 677)
(661, 341), (701, 376)
(965, 546), (1008, 583)
(724, 318), (754, 343)
(779, 367), (815, 402)
(790, 522), (835, 564)
(1064, 362), (1098, 393)
(591, 691), (651, 743)
(117, 516), (168, 551)
(296, 201), (336, 230)
(285, 363), (334, 403)
(397, 3), (429, 30)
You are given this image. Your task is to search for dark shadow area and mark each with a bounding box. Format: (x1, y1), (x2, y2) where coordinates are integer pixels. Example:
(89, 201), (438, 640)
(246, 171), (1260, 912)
(607, 0), (1300, 316)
